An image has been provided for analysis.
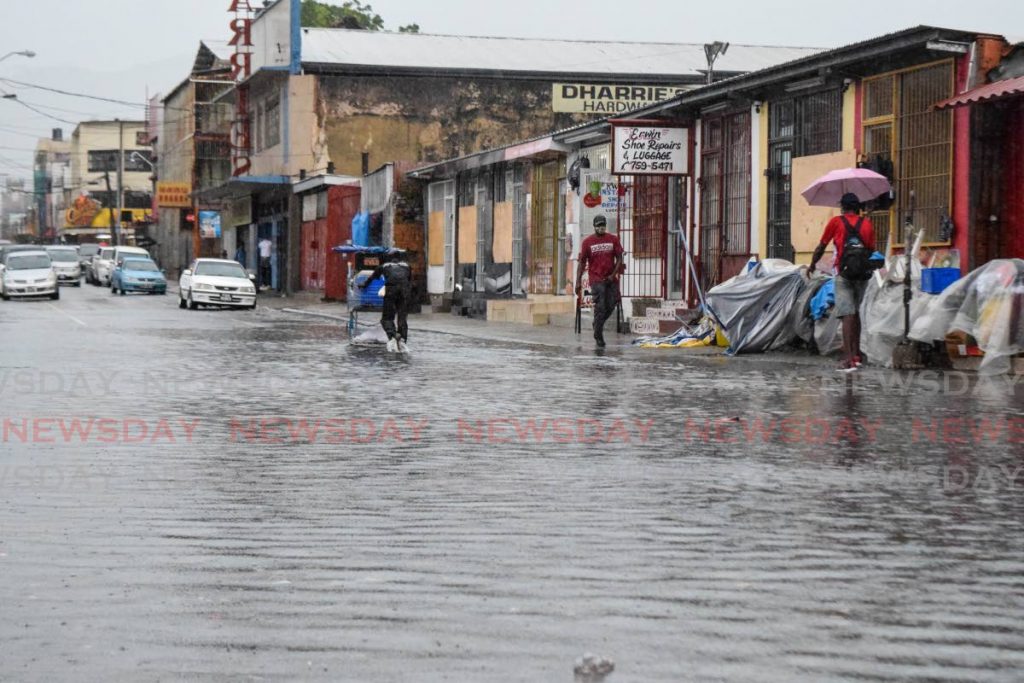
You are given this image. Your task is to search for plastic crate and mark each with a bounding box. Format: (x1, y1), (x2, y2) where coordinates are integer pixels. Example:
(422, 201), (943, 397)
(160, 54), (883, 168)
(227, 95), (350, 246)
(357, 277), (385, 308)
(922, 267), (960, 294)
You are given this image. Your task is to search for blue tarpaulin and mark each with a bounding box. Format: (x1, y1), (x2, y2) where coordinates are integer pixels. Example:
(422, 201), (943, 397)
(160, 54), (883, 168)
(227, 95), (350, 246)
(810, 278), (835, 320)
(351, 211), (370, 246)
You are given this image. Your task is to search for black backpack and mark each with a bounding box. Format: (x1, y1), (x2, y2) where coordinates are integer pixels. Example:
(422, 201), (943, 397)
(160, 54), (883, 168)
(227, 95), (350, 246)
(839, 216), (872, 281)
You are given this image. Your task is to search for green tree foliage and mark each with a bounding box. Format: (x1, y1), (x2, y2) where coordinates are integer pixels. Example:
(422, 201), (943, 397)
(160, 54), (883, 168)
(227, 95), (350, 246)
(300, 0), (388, 31)
(398, 24), (420, 34)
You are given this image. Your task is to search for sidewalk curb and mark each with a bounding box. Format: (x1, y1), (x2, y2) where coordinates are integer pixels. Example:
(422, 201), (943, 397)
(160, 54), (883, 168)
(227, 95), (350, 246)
(269, 303), (863, 371)
(272, 306), (570, 349)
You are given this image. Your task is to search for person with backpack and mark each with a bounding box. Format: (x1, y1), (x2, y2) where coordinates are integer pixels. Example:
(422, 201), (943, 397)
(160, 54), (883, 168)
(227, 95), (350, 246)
(807, 192), (876, 372)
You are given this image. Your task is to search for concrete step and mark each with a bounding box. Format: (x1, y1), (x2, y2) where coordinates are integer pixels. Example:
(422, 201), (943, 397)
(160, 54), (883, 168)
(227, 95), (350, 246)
(645, 307), (680, 320)
(630, 317), (660, 335)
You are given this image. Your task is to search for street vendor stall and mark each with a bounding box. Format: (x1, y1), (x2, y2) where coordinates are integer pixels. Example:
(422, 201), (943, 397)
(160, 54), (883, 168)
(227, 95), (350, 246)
(331, 245), (391, 339)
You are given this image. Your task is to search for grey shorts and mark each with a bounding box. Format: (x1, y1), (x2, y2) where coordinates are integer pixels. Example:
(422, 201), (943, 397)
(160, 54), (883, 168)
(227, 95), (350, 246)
(834, 275), (868, 317)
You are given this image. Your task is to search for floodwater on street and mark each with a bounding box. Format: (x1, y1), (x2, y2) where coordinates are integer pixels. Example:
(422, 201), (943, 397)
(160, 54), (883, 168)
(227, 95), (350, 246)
(2, 284), (1023, 682)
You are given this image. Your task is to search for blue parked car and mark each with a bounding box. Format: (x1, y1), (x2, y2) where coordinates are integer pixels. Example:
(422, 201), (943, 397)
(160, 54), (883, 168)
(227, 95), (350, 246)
(111, 257), (167, 295)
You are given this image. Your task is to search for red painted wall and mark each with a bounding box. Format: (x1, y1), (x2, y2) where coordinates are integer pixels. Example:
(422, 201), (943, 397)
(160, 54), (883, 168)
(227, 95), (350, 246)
(325, 184), (361, 301)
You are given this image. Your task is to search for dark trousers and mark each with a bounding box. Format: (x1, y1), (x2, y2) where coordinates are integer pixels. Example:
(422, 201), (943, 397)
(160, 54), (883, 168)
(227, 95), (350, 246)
(259, 257), (271, 288)
(591, 280), (617, 336)
(381, 285), (410, 340)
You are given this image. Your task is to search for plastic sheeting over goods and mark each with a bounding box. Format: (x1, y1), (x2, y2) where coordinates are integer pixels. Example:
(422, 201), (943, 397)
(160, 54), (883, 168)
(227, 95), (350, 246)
(910, 259), (1024, 375)
(706, 261), (808, 355)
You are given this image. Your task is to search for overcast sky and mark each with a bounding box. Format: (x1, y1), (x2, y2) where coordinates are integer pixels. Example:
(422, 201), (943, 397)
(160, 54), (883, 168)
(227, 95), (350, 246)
(1, 0), (1021, 184)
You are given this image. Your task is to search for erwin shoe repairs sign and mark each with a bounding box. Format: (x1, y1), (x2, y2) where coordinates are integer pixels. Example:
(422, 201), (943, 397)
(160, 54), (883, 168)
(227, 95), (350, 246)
(611, 122), (689, 175)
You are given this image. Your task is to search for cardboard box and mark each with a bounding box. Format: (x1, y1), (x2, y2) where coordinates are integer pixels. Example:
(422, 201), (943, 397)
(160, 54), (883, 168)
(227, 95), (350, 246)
(944, 330), (983, 360)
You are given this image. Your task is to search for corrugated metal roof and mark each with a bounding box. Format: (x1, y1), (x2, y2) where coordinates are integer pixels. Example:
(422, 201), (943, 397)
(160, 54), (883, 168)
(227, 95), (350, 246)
(934, 74), (1024, 109)
(301, 28), (822, 77)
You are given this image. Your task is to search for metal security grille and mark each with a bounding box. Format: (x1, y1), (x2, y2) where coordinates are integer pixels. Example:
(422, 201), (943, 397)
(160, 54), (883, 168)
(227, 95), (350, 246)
(699, 111), (752, 291)
(512, 165), (526, 296)
(529, 160), (562, 294)
(862, 60), (953, 245)
(475, 171), (492, 291)
(699, 118), (724, 290)
(767, 89), (842, 259)
(619, 175), (666, 298)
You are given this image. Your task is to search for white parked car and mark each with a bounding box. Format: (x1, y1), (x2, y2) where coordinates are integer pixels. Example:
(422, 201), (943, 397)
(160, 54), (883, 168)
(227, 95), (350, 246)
(0, 250), (59, 300)
(46, 246), (82, 286)
(179, 258), (257, 310)
(94, 246), (150, 286)
(92, 247), (115, 286)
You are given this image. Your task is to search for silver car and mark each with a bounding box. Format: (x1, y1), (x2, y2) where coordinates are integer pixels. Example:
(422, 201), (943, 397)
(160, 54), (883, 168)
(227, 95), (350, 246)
(0, 250), (59, 300)
(46, 246), (82, 286)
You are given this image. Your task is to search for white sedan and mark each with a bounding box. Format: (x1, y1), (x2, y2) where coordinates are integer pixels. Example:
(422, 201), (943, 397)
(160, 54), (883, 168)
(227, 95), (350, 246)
(178, 258), (256, 310)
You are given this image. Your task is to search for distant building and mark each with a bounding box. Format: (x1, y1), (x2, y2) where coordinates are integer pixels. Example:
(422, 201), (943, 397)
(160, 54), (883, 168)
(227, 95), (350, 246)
(193, 0), (820, 295)
(64, 120), (153, 243)
(32, 129), (71, 240)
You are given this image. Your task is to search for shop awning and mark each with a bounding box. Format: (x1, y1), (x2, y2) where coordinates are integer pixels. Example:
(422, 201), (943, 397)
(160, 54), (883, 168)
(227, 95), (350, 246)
(933, 74), (1024, 110)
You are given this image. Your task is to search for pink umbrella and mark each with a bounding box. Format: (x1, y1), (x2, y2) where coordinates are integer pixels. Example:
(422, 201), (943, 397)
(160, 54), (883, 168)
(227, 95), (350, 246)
(800, 168), (891, 207)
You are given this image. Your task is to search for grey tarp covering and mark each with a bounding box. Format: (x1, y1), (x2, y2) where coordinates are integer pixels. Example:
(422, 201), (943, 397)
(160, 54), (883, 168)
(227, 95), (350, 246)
(909, 259), (1024, 375)
(858, 230), (929, 366)
(707, 262), (808, 355)
(790, 277), (826, 344)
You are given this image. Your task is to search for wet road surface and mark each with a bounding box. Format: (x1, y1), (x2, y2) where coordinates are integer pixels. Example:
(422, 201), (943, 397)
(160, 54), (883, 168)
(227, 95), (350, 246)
(2, 284), (1024, 681)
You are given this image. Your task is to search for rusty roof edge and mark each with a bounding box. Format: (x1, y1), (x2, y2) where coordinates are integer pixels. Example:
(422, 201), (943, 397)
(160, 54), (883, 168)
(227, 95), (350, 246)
(408, 26), (998, 181)
(624, 25), (988, 118)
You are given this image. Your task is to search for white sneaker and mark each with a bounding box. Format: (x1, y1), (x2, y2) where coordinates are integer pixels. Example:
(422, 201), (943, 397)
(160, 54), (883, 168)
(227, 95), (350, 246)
(397, 338), (409, 353)
(386, 337), (398, 352)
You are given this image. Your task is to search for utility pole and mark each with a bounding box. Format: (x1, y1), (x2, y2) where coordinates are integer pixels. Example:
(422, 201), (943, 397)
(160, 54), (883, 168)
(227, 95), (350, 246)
(115, 119), (123, 246)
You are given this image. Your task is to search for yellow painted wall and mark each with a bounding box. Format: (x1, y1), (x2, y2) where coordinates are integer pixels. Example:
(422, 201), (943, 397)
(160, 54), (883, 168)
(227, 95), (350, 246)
(458, 206), (477, 264)
(493, 202), (514, 263)
(757, 105), (770, 259)
(428, 210), (445, 266)
(325, 116), (443, 178)
(842, 86), (857, 151)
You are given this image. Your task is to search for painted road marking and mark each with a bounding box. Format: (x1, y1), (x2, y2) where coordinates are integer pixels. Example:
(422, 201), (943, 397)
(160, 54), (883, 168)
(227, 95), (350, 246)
(45, 303), (87, 327)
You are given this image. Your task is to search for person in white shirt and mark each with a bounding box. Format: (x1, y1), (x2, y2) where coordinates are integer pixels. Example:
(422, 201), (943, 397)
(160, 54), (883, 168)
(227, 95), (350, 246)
(258, 237), (272, 289)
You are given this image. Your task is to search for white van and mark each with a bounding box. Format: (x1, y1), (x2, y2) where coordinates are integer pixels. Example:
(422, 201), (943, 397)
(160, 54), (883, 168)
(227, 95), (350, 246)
(96, 246), (150, 286)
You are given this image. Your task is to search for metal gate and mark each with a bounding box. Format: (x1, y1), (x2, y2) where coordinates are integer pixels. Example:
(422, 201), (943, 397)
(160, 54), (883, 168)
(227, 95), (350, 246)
(618, 175), (667, 298)
(475, 173), (492, 292)
(767, 90), (842, 260)
(512, 165), (526, 296)
(530, 160), (562, 294)
(698, 110), (751, 291)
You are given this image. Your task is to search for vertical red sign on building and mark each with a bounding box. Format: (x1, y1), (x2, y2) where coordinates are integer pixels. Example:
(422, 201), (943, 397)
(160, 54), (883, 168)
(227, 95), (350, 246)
(228, 0), (254, 176)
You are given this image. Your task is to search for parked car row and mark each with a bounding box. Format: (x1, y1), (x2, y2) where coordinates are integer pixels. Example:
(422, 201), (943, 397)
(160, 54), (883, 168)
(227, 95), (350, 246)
(0, 245), (258, 312)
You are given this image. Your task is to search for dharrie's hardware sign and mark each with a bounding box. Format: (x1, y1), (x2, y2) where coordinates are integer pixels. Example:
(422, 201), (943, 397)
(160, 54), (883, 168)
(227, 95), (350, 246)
(553, 84), (688, 114)
(611, 121), (689, 175)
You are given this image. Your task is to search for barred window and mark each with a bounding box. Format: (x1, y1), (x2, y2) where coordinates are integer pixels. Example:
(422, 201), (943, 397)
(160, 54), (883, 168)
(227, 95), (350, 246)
(862, 60), (953, 245)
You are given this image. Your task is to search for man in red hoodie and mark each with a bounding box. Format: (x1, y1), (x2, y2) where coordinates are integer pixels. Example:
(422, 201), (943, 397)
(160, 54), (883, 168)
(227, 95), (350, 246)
(576, 214), (624, 348)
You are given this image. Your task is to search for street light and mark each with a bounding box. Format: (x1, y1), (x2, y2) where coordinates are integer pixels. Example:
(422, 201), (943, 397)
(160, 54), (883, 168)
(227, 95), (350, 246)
(129, 151), (154, 171)
(0, 50), (36, 63)
(703, 42), (729, 86)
